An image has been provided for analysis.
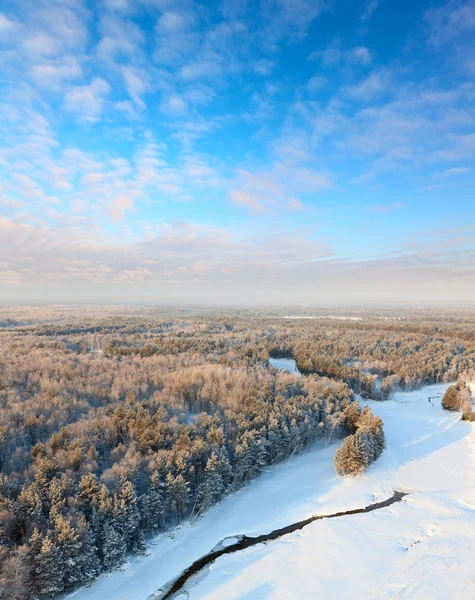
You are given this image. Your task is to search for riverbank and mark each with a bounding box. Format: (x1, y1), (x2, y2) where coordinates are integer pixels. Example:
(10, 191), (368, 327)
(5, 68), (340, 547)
(69, 382), (475, 600)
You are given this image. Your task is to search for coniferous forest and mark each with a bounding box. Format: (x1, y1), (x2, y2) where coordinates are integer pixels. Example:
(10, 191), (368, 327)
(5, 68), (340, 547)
(1, 305), (475, 598)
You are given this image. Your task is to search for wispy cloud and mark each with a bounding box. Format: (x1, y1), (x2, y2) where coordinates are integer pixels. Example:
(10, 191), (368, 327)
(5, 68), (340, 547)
(230, 164), (332, 215)
(425, 0), (475, 47)
(64, 78), (111, 121)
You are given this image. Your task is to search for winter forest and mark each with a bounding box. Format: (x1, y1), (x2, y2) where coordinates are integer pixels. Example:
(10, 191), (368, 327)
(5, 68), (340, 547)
(1, 305), (475, 599)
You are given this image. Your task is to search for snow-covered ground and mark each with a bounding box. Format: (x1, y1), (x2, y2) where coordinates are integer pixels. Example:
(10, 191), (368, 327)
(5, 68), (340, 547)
(69, 383), (475, 600)
(268, 357), (301, 376)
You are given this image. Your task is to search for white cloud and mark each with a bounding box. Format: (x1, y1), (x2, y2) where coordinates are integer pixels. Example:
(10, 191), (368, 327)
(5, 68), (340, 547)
(435, 166), (470, 178)
(180, 60), (221, 81)
(345, 70), (391, 101)
(425, 0), (475, 46)
(230, 164), (332, 215)
(109, 195), (134, 221)
(360, 0), (379, 22)
(261, 0), (326, 46)
(254, 58), (275, 76)
(23, 34), (62, 57)
(63, 78), (111, 121)
(160, 94), (188, 115)
(158, 12), (190, 34)
(30, 58), (83, 89)
(120, 66), (149, 109)
(309, 43), (372, 66)
(0, 13), (20, 34)
(350, 46), (372, 65)
(230, 190), (266, 214)
(307, 76), (327, 92)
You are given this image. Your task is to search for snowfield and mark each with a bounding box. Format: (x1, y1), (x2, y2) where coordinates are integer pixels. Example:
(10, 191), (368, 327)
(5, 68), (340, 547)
(68, 383), (475, 600)
(268, 357), (301, 376)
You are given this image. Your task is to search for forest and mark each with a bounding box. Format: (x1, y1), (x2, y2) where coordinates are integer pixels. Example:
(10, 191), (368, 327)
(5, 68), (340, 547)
(1, 305), (475, 599)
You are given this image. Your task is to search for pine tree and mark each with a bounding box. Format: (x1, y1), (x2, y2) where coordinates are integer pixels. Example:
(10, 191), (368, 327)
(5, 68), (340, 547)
(442, 382), (471, 411)
(54, 514), (81, 590)
(334, 434), (368, 476)
(36, 534), (63, 596)
(143, 471), (164, 532)
(28, 528), (42, 597)
(78, 473), (100, 519)
(76, 516), (100, 583)
(217, 447), (232, 490)
(114, 480), (145, 554)
(197, 452), (226, 513)
(101, 523), (126, 572)
(165, 473), (189, 525)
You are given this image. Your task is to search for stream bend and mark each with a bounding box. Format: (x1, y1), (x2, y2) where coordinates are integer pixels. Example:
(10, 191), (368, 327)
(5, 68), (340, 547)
(152, 490), (409, 600)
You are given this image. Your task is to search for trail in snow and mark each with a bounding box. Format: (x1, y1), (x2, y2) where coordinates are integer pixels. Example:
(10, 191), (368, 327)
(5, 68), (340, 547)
(154, 491), (408, 600)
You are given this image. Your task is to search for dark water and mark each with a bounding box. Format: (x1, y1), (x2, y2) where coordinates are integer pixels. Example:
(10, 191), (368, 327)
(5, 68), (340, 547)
(154, 490), (408, 600)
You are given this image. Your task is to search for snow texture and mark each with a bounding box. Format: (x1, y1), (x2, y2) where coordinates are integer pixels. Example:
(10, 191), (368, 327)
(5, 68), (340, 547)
(69, 383), (475, 600)
(268, 358), (301, 376)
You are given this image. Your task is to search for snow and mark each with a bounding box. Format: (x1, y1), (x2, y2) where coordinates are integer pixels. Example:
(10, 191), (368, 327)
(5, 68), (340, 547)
(268, 358), (301, 376)
(68, 383), (475, 600)
(266, 316), (362, 321)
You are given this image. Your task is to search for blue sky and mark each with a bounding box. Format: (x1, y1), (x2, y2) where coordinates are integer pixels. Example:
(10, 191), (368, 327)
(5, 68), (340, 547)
(0, 0), (474, 304)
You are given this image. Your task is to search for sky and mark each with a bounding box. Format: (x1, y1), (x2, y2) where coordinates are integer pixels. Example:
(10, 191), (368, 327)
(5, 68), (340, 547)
(0, 0), (474, 306)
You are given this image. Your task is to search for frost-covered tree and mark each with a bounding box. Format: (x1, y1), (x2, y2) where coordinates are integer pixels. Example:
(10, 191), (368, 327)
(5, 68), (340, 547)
(334, 406), (385, 476)
(101, 523), (126, 572)
(141, 471), (165, 532)
(166, 473), (189, 525)
(334, 434), (368, 476)
(114, 480), (145, 554)
(36, 534), (63, 596)
(442, 382), (471, 412)
(197, 450), (230, 513)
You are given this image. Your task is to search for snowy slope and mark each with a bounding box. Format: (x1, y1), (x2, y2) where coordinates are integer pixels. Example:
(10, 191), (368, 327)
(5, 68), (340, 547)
(69, 383), (475, 600)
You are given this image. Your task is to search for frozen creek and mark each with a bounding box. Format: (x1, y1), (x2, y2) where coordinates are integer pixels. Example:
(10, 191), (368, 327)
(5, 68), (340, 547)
(69, 382), (475, 600)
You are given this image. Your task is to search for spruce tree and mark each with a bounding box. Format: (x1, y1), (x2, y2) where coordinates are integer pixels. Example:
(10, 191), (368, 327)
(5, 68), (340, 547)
(36, 534), (63, 596)
(334, 434), (368, 476)
(165, 473), (189, 525)
(114, 480), (145, 554)
(101, 523), (126, 572)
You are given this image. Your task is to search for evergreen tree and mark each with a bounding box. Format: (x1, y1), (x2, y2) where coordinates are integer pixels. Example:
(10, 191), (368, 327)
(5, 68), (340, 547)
(101, 523), (126, 572)
(334, 434), (368, 476)
(76, 516), (100, 584)
(197, 452), (226, 513)
(114, 480), (145, 554)
(165, 473), (189, 525)
(36, 534), (63, 596)
(54, 514), (83, 590)
(142, 471), (164, 532)
(78, 473), (100, 519)
(28, 528), (42, 597)
(442, 382), (471, 411)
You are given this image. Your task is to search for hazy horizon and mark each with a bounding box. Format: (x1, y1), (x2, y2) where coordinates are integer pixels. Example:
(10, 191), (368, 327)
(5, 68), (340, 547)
(1, 0), (474, 304)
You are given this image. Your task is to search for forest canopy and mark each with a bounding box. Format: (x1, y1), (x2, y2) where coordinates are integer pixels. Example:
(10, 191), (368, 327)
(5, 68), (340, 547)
(1, 305), (475, 598)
